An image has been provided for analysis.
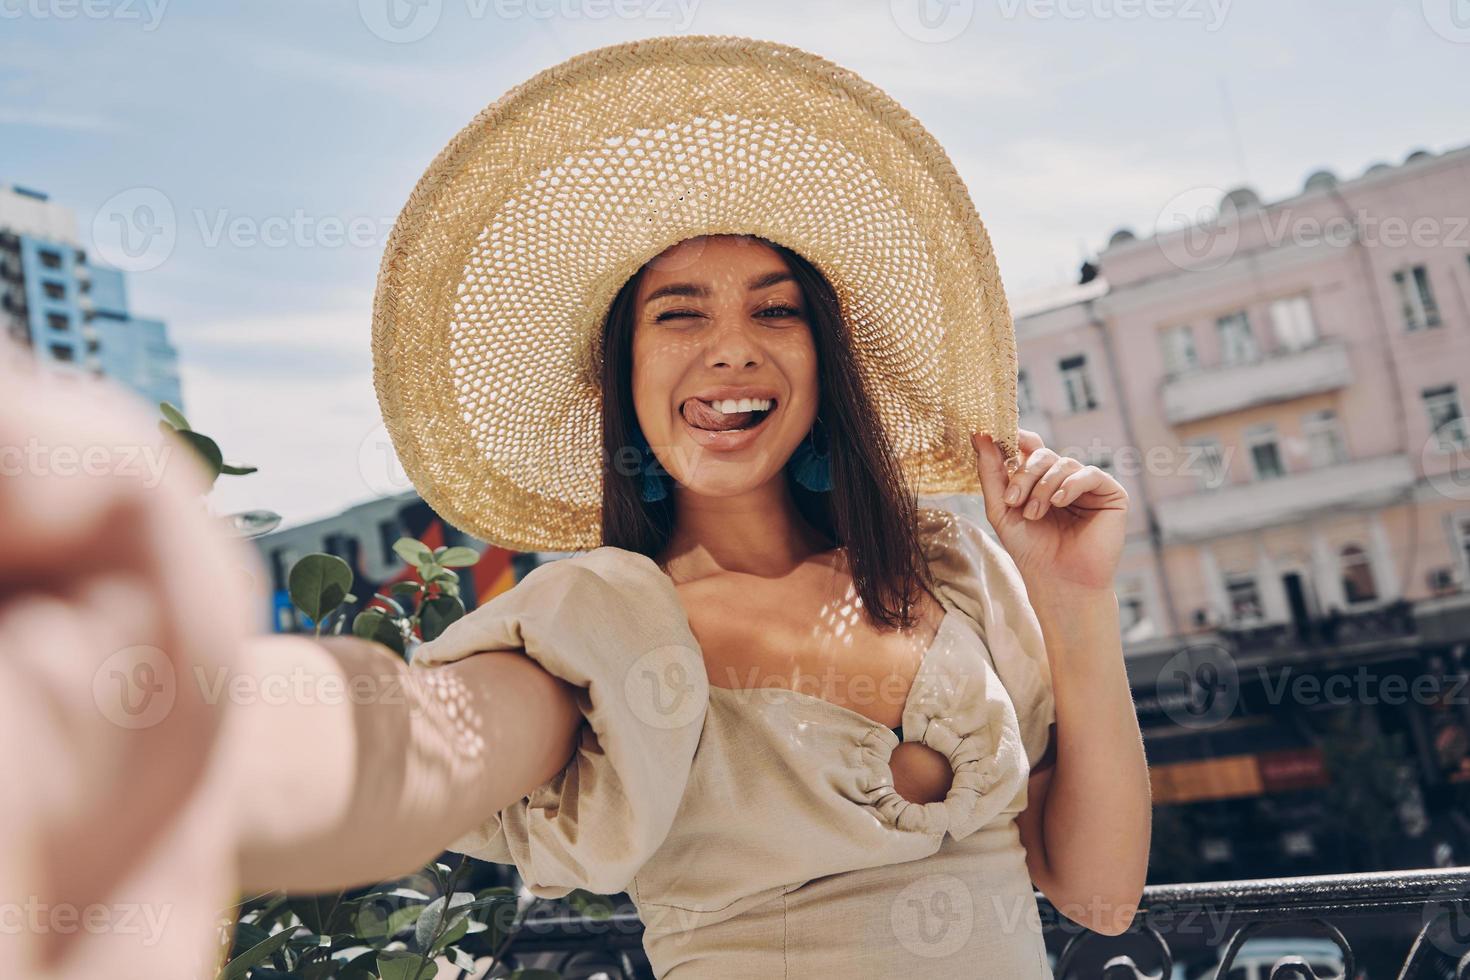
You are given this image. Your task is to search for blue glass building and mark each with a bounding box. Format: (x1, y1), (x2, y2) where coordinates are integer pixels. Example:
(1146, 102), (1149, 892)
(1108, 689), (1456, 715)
(0, 184), (183, 413)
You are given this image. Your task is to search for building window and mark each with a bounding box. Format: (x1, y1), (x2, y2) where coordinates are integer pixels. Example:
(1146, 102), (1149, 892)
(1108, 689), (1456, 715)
(1058, 354), (1097, 413)
(38, 248), (62, 270)
(48, 344), (74, 362)
(1245, 425), (1286, 480)
(1340, 544), (1379, 604)
(1216, 311), (1259, 366)
(46, 312), (69, 331)
(1393, 265), (1441, 331)
(1016, 368), (1035, 416)
(1226, 574), (1263, 621)
(1269, 295), (1318, 351)
(1187, 438), (1228, 490)
(1160, 324), (1198, 376)
(1302, 409), (1347, 467)
(1423, 384), (1468, 451)
(41, 280), (66, 301)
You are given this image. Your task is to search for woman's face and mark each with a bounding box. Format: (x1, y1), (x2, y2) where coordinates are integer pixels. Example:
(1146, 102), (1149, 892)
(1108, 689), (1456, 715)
(631, 235), (819, 498)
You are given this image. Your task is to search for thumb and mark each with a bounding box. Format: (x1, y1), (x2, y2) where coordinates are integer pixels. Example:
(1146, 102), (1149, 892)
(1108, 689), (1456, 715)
(970, 431), (1010, 522)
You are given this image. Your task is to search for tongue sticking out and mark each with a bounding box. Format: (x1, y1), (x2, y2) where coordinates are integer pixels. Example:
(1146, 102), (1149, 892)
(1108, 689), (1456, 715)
(682, 398), (765, 432)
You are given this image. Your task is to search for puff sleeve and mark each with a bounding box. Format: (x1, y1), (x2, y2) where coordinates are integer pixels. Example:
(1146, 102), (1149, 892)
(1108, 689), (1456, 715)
(408, 546), (709, 898)
(917, 506), (1058, 772)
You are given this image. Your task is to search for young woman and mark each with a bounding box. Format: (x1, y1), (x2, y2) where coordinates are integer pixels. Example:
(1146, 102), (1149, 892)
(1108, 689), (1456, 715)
(3, 35), (1150, 979)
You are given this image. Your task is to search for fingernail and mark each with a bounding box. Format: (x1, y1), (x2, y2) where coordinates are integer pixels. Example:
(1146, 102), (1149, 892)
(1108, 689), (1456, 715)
(1050, 489), (1064, 505)
(1025, 500), (1041, 519)
(1005, 485), (1021, 505)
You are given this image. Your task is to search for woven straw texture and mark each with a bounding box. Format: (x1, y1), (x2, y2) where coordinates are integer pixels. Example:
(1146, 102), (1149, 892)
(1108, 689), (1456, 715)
(371, 34), (1020, 553)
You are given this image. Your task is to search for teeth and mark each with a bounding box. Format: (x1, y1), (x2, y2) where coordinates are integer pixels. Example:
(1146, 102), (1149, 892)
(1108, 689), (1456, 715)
(709, 397), (772, 414)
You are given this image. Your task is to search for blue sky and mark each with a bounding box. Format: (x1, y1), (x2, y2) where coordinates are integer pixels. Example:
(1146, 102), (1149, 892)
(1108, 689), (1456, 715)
(4, 0), (1468, 530)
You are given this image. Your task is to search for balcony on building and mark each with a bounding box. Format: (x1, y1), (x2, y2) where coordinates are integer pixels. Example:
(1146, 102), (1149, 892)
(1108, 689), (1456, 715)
(1162, 338), (1353, 426)
(1156, 452), (1415, 543)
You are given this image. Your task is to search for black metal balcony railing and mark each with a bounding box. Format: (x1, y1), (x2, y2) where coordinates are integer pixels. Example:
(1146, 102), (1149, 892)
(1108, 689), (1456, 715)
(482, 868), (1470, 980)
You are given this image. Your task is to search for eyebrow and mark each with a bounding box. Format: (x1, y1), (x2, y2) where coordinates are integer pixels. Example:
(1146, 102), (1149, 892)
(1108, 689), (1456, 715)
(642, 270), (796, 305)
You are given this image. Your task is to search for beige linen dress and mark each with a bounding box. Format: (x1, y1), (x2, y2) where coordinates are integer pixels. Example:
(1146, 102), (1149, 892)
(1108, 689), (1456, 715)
(411, 505), (1058, 978)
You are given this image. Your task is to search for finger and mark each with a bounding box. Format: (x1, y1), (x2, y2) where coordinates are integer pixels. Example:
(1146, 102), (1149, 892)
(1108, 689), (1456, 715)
(970, 432), (1010, 520)
(1051, 465), (1121, 509)
(1002, 446), (1058, 513)
(1016, 428), (1045, 456)
(1024, 457), (1083, 520)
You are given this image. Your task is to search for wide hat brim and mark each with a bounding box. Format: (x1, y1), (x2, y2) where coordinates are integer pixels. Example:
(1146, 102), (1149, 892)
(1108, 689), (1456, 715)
(371, 34), (1020, 553)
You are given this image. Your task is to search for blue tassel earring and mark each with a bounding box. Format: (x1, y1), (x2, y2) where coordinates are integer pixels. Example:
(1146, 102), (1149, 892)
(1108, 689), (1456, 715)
(632, 428), (669, 502)
(788, 413), (833, 492)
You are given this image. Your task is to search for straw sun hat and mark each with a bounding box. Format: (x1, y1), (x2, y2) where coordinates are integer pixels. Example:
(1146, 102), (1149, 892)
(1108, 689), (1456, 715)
(371, 34), (1021, 553)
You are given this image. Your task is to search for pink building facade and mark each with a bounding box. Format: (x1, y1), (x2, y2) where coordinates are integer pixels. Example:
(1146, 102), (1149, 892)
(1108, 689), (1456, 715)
(1010, 144), (1470, 661)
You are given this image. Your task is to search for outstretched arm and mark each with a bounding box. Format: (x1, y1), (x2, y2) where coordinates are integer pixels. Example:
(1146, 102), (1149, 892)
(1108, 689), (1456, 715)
(231, 633), (584, 894)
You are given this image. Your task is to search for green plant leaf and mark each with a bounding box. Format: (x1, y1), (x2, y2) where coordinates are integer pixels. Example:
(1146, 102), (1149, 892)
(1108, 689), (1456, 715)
(392, 537), (434, 567)
(436, 546), (480, 568)
(389, 581), (422, 597)
(351, 609), (405, 657)
(159, 400), (190, 430)
(288, 554), (353, 623)
(220, 462), (258, 476)
(419, 595), (465, 643)
(374, 950), (422, 980)
(175, 429), (223, 486)
(221, 926), (296, 979)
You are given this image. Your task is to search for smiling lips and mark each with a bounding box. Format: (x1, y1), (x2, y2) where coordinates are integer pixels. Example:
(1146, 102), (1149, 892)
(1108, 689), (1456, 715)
(681, 396), (776, 432)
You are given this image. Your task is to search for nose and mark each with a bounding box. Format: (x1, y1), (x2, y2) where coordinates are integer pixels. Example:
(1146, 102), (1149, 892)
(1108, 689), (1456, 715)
(704, 314), (764, 370)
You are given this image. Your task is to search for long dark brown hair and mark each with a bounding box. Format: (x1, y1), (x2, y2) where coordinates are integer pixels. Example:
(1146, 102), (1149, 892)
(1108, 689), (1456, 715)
(599, 235), (932, 630)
